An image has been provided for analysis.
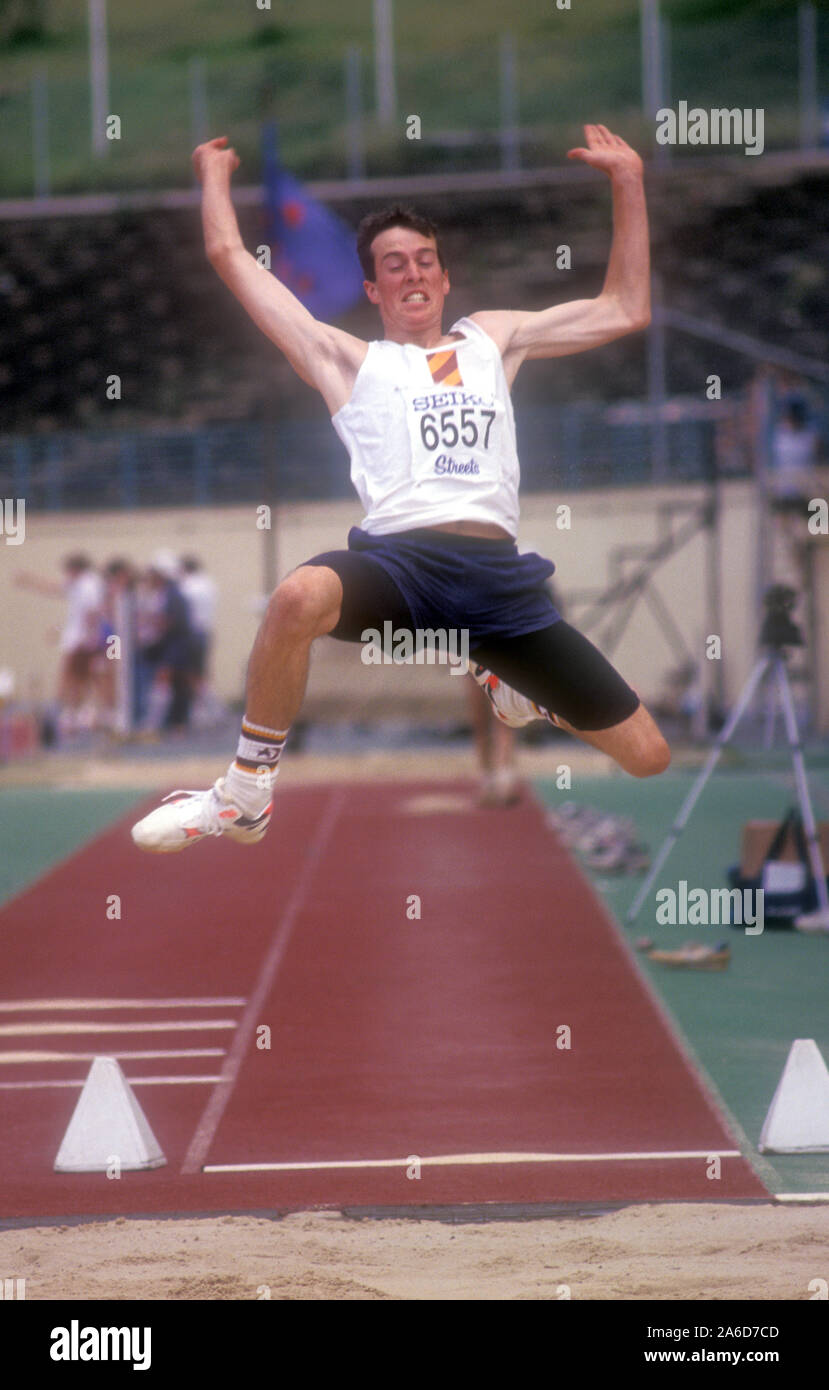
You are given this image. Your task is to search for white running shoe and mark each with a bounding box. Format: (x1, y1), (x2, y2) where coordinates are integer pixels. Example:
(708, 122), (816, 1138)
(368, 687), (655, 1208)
(468, 662), (558, 728)
(131, 778), (272, 853)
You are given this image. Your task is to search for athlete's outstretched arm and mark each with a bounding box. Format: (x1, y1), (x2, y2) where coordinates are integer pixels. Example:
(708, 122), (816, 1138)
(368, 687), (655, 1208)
(195, 137), (366, 415)
(472, 125), (650, 376)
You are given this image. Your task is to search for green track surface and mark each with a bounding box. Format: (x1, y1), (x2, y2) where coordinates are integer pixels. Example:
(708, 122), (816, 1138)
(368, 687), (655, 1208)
(534, 766), (829, 1196)
(0, 787), (145, 908)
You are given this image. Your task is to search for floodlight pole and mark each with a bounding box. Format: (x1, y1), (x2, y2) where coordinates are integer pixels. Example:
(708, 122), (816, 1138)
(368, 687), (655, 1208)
(189, 58), (209, 157)
(374, 0), (396, 126)
(88, 0), (110, 156)
(647, 287), (669, 483)
(499, 34), (520, 174)
(799, 3), (819, 152)
(345, 46), (366, 181)
(32, 67), (50, 198)
(640, 0), (667, 165)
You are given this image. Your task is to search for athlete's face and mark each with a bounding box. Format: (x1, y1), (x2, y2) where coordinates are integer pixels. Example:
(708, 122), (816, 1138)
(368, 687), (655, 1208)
(364, 227), (450, 339)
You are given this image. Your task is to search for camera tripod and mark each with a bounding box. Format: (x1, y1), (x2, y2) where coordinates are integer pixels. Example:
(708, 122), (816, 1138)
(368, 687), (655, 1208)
(626, 587), (829, 928)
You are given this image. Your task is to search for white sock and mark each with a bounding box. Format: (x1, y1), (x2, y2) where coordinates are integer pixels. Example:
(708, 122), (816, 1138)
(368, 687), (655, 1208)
(223, 762), (276, 816)
(224, 716), (288, 815)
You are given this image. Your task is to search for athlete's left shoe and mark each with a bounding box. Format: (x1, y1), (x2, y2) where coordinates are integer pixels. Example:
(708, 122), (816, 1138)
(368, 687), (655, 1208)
(468, 662), (560, 728)
(131, 778), (272, 853)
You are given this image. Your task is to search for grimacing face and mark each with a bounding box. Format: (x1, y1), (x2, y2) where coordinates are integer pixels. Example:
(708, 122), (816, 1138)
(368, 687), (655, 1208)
(363, 226), (450, 332)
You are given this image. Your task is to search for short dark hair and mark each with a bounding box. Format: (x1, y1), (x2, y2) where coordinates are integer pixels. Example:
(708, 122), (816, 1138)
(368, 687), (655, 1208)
(63, 553), (91, 574)
(104, 557), (132, 580)
(356, 204), (445, 280)
(783, 398), (808, 429)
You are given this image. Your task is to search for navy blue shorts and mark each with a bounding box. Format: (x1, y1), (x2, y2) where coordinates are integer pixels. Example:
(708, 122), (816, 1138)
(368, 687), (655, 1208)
(307, 526), (559, 641)
(302, 526), (640, 731)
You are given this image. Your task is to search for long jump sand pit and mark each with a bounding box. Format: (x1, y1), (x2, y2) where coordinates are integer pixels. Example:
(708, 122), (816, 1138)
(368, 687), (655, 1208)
(2, 1202), (828, 1301)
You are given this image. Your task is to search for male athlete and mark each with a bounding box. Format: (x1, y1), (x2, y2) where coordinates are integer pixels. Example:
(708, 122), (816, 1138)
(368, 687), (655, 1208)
(132, 124), (669, 852)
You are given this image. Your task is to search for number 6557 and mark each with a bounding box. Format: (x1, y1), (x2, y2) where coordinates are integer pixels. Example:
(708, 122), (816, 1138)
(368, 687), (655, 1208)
(420, 408), (496, 451)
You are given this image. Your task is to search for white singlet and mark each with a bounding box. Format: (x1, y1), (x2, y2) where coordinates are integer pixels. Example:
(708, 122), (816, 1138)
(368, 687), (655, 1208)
(60, 570), (104, 654)
(332, 316), (520, 537)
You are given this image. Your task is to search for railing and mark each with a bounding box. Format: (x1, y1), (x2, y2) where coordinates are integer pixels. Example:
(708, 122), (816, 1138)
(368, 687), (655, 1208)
(0, 403), (738, 514)
(1, 8), (827, 199)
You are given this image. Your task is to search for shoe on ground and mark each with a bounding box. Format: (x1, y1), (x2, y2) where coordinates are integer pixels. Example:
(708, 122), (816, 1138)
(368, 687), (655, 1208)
(794, 907), (829, 934)
(547, 803), (604, 846)
(646, 941), (731, 970)
(131, 777), (272, 853)
(575, 815), (624, 854)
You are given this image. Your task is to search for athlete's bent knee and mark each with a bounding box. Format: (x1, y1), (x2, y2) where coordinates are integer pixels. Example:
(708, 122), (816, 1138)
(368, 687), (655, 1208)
(270, 569), (340, 638)
(627, 734), (671, 778)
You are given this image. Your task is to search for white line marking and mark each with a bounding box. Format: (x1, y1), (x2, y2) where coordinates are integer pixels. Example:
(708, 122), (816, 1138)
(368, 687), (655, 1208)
(0, 1049), (226, 1064)
(0, 1020), (237, 1037)
(0, 998), (246, 1012)
(0, 1075), (222, 1090)
(182, 787), (347, 1175)
(204, 1149), (744, 1173)
(773, 1192), (829, 1203)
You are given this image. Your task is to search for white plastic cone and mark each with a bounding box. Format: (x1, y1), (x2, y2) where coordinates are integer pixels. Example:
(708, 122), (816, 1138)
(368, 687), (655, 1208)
(758, 1039), (829, 1154)
(54, 1056), (166, 1172)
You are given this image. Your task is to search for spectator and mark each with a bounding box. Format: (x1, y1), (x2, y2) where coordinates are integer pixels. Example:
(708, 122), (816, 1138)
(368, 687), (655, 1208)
(15, 553), (106, 739)
(179, 554), (218, 725)
(769, 395), (823, 511)
(101, 558), (140, 735)
(138, 551), (194, 735)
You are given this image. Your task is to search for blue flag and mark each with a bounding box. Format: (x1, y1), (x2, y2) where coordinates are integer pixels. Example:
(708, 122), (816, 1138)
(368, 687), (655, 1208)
(262, 122), (365, 319)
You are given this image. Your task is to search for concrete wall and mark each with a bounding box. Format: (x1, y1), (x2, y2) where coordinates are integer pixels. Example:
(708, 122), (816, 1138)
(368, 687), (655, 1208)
(0, 482), (800, 721)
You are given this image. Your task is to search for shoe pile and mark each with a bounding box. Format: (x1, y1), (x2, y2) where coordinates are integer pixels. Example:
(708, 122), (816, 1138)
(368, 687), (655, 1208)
(546, 801), (650, 873)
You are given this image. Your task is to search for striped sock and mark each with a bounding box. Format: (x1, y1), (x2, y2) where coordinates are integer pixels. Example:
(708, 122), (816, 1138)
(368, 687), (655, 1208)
(224, 716), (288, 815)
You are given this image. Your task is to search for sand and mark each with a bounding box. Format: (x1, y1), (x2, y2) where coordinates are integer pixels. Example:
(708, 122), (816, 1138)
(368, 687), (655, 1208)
(2, 1202), (828, 1301)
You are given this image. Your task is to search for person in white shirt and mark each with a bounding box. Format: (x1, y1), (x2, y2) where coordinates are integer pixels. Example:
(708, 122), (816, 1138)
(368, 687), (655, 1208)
(179, 556), (216, 679)
(769, 398), (822, 508)
(15, 554), (105, 737)
(133, 124), (670, 853)
(179, 555), (219, 725)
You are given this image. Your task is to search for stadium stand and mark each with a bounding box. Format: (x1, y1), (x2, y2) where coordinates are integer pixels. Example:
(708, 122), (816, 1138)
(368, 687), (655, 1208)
(2, 165), (828, 507)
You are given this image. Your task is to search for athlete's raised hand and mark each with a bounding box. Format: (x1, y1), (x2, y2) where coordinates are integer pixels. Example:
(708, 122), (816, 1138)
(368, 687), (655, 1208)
(567, 124), (643, 180)
(192, 135), (240, 184)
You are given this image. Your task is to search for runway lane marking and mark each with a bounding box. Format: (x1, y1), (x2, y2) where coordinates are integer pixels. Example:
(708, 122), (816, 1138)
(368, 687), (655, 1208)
(181, 786), (347, 1176)
(0, 1075), (222, 1089)
(399, 792), (476, 815)
(0, 1021), (237, 1036)
(204, 1149), (744, 1173)
(0, 1049), (225, 1063)
(773, 1192), (829, 1203)
(0, 998), (246, 1011)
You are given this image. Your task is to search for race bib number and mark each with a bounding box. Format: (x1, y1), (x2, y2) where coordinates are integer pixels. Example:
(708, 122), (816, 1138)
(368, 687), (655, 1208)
(403, 388), (505, 485)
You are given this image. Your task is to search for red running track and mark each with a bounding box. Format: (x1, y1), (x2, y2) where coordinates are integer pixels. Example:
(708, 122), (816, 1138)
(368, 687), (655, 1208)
(0, 780), (768, 1219)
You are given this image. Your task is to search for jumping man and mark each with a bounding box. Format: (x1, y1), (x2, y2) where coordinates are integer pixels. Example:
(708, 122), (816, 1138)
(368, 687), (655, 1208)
(132, 124), (670, 852)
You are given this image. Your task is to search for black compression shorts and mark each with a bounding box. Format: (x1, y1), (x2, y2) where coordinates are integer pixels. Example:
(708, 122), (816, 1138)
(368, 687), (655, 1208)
(301, 547), (639, 733)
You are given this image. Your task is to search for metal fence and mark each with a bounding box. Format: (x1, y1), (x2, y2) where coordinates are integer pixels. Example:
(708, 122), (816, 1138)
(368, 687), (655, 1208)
(2, 5), (828, 199)
(0, 403), (735, 515)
